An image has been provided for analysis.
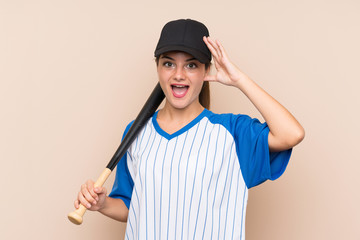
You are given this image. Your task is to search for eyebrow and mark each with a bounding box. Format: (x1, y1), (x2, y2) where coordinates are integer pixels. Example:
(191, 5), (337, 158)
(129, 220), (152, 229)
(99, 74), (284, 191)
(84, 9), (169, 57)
(161, 55), (197, 62)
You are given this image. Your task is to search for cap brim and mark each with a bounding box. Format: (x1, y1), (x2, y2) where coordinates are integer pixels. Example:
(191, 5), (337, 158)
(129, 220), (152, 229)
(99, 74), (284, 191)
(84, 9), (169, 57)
(155, 45), (210, 64)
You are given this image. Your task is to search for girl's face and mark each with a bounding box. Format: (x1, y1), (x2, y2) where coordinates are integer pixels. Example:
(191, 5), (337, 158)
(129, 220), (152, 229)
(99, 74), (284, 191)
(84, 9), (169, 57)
(157, 51), (209, 111)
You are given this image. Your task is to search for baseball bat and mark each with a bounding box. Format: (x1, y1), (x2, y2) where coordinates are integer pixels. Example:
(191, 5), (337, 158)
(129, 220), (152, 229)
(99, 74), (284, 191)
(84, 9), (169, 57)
(68, 82), (164, 225)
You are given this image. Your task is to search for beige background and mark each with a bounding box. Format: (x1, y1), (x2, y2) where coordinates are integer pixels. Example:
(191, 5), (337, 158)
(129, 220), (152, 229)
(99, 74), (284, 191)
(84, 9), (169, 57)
(1, 0), (359, 239)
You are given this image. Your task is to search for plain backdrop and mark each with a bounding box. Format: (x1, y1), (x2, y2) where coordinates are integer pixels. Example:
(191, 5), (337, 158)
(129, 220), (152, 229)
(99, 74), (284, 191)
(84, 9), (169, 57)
(1, 0), (359, 239)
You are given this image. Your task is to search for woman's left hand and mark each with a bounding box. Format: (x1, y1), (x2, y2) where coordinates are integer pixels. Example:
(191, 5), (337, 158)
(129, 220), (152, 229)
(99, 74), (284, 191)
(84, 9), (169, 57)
(203, 36), (244, 87)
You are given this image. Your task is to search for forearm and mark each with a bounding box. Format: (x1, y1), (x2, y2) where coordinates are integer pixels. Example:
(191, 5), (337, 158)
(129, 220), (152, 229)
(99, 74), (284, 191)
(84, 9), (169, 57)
(98, 196), (129, 222)
(233, 72), (305, 151)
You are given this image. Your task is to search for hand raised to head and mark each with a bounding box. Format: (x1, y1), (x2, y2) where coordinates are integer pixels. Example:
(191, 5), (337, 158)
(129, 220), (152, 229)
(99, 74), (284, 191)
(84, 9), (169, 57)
(203, 36), (244, 86)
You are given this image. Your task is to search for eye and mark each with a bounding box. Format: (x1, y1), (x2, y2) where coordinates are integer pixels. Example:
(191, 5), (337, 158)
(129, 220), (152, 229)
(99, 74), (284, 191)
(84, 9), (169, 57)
(163, 62), (174, 68)
(186, 62), (197, 69)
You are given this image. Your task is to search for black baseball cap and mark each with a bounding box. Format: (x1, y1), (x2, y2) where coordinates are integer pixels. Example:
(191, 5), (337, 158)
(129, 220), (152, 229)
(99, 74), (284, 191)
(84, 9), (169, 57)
(154, 19), (211, 64)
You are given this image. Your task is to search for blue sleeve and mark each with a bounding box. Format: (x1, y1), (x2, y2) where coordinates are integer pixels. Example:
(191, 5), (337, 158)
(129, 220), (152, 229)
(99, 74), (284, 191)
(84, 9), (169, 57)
(233, 115), (292, 189)
(108, 121), (135, 209)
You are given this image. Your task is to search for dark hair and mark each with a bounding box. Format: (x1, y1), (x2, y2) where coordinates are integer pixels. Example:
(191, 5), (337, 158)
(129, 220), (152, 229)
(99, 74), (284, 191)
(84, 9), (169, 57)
(155, 57), (211, 109)
(199, 78), (210, 109)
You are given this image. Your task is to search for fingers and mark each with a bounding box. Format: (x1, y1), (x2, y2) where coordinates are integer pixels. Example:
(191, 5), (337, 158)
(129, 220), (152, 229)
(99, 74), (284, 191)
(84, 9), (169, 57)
(74, 199), (79, 209)
(204, 36), (242, 86)
(203, 36), (220, 60)
(203, 36), (225, 61)
(83, 181), (98, 203)
(75, 180), (104, 209)
(86, 180), (100, 202)
(213, 39), (224, 59)
(77, 189), (91, 208)
(94, 186), (107, 196)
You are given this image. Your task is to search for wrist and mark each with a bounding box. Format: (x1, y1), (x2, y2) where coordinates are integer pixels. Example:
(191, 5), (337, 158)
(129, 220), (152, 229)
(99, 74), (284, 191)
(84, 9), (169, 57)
(232, 72), (251, 89)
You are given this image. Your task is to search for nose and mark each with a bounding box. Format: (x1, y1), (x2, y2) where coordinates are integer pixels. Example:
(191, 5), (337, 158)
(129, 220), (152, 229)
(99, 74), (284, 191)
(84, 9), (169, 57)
(174, 66), (185, 81)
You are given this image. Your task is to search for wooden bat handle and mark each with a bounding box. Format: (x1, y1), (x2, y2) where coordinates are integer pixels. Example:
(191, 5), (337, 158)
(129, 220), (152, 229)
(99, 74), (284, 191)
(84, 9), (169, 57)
(68, 168), (112, 225)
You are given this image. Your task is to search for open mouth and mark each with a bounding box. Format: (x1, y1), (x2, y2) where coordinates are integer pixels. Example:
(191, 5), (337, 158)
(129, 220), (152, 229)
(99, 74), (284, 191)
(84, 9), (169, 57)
(171, 84), (189, 98)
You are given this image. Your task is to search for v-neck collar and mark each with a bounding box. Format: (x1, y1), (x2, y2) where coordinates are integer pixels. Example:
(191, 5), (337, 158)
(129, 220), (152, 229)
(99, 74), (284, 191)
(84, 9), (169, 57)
(152, 108), (210, 140)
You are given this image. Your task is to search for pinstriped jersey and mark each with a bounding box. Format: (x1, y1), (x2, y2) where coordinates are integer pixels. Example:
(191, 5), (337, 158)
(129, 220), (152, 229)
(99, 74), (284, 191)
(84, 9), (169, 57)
(110, 109), (291, 240)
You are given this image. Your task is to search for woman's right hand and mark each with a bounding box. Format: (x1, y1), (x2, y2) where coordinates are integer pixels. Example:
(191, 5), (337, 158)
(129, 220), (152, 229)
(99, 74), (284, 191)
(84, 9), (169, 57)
(74, 180), (107, 211)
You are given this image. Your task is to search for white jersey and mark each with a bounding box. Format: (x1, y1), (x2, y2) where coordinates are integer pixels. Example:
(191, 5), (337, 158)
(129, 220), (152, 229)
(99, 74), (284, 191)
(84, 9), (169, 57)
(110, 109), (291, 240)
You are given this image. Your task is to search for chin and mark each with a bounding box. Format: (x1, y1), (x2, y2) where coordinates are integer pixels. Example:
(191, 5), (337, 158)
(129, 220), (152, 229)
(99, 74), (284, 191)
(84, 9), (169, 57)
(170, 98), (201, 111)
(170, 101), (189, 110)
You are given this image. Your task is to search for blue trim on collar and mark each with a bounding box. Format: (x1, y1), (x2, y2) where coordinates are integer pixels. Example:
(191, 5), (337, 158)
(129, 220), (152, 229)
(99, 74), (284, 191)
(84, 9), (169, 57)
(152, 108), (211, 140)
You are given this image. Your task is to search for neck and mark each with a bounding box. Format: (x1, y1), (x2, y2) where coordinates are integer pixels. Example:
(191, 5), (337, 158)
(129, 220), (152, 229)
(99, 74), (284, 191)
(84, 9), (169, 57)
(156, 101), (204, 134)
(159, 101), (204, 121)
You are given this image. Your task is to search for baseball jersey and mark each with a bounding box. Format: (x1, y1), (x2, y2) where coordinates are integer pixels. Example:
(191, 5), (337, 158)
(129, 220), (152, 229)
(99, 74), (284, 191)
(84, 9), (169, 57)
(109, 109), (292, 240)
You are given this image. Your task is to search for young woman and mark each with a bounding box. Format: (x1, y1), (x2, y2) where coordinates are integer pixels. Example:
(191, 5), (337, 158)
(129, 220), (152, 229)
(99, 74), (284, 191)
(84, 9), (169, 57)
(74, 19), (304, 239)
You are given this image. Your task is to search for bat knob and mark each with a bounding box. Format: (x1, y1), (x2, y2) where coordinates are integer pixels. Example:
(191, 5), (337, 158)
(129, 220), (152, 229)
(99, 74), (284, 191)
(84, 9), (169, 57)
(68, 211), (83, 225)
(68, 204), (87, 225)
